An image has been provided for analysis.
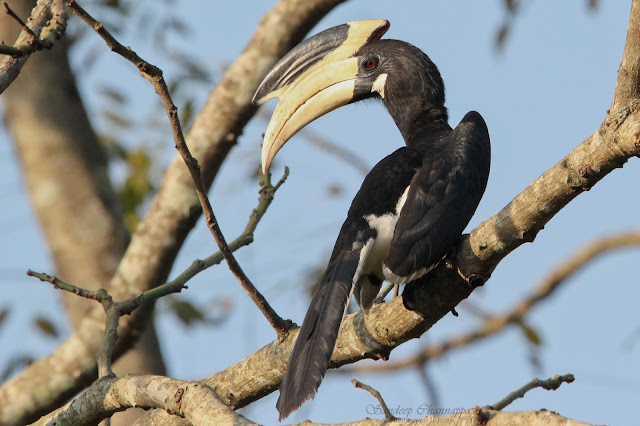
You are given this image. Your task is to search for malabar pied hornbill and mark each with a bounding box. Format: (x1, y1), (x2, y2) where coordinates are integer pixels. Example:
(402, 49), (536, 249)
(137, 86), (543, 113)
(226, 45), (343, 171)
(254, 20), (490, 420)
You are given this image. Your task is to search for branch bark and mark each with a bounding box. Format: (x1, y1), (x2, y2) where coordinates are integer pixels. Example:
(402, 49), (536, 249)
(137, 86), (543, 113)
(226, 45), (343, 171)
(136, 2), (640, 423)
(3, 1), (639, 425)
(345, 230), (640, 373)
(36, 373), (592, 426)
(0, 1), (166, 425)
(33, 375), (252, 426)
(0, 0), (66, 93)
(0, 1), (348, 424)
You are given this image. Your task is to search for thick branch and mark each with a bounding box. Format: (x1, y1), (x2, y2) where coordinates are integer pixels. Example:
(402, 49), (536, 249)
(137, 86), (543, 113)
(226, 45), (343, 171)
(36, 374), (590, 426)
(32, 375), (252, 426)
(138, 3), (640, 422)
(1, 1), (165, 424)
(0, 3), (338, 420)
(141, 101), (640, 423)
(345, 230), (640, 373)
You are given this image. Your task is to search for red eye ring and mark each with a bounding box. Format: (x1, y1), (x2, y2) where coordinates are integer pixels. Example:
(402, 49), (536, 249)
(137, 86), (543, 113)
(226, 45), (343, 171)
(364, 58), (378, 70)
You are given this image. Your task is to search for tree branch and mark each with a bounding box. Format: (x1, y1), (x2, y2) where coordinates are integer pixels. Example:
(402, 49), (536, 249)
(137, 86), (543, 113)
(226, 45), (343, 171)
(26, 162), (287, 375)
(137, 3), (640, 422)
(36, 374), (589, 426)
(4, 1), (36, 37)
(0, 1), (346, 424)
(68, 0), (289, 337)
(25, 271), (120, 378)
(32, 375), (252, 426)
(0, 0), (66, 92)
(344, 230), (640, 373)
(352, 379), (396, 421)
(489, 374), (575, 411)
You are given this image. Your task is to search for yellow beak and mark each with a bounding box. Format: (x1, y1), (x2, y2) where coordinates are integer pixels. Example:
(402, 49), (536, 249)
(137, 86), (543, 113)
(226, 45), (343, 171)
(254, 20), (390, 174)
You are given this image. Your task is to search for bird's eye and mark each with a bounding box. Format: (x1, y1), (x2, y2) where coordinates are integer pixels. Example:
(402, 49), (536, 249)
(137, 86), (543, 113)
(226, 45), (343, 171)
(363, 58), (378, 70)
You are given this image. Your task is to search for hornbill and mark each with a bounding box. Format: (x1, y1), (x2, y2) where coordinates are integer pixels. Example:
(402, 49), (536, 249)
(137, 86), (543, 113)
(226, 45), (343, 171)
(254, 20), (491, 420)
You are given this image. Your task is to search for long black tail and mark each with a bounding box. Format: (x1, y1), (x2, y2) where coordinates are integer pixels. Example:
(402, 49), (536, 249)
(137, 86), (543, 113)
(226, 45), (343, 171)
(276, 250), (361, 420)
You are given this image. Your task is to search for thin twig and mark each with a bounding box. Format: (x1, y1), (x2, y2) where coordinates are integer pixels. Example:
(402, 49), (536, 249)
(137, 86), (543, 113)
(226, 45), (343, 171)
(0, 43), (23, 57)
(3, 2), (35, 37)
(26, 166), (287, 377)
(26, 270), (103, 300)
(346, 230), (640, 374)
(26, 271), (117, 377)
(351, 379), (396, 421)
(67, 0), (290, 337)
(417, 363), (440, 411)
(489, 374), (575, 410)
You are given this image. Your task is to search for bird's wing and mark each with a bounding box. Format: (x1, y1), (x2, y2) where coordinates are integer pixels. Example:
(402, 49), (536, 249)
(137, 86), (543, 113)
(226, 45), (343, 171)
(384, 112), (490, 283)
(277, 221), (374, 420)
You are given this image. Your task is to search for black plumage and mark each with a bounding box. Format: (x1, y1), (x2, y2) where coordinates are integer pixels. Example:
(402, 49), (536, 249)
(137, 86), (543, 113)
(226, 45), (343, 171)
(254, 20), (490, 420)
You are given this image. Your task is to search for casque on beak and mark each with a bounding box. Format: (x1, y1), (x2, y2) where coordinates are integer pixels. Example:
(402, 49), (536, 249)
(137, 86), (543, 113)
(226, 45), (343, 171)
(254, 19), (390, 174)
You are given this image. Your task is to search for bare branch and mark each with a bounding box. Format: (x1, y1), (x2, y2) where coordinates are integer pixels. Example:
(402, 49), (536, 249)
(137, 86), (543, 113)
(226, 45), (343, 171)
(67, 0), (290, 336)
(0, 0), (348, 423)
(352, 379), (396, 421)
(489, 374), (575, 411)
(3, 2), (36, 37)
(26, 160), (288, 381)
(26, 270), (105, 301)
(0, 0), (67, 92)
(139, 2), (640, 418)
(26, 271), (121, 377)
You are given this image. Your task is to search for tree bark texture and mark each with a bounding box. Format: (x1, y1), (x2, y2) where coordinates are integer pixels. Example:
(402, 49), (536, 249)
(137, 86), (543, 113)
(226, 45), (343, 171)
(1, 0), (638, 425)
(135, 1), (640, 424)
(0, 0), (349, 424)
(0, 1), (166, 425)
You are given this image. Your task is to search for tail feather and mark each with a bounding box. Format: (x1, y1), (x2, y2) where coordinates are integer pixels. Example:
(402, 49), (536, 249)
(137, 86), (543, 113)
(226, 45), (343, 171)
(276, 250), (361, 420)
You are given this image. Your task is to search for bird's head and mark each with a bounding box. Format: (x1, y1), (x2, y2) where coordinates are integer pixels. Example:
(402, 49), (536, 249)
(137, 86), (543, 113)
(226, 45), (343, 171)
(254, 19), (446, 174)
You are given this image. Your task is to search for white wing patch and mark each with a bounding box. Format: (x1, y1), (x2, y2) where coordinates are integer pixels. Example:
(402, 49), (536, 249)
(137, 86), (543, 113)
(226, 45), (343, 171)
(361, 186), (410, 279)
(342, 239), (374, 319)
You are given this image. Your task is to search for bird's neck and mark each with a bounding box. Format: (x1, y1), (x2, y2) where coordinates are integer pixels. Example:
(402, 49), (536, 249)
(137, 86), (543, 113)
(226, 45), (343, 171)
(392, 104), (451, 145)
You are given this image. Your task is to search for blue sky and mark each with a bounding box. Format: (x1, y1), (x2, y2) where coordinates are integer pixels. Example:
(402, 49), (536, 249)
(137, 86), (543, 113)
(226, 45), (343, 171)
(1, 1), (639, 425)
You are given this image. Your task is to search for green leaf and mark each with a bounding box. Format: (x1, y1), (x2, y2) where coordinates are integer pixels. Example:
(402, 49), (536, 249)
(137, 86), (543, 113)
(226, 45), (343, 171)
(0, 307), (9, 327)
(494, 22), (510, 51)
(33, 316), (58, 338)
(169, 298), (205, 326)
(98, 85), (128, 105)
(519, 322), (543, 346)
